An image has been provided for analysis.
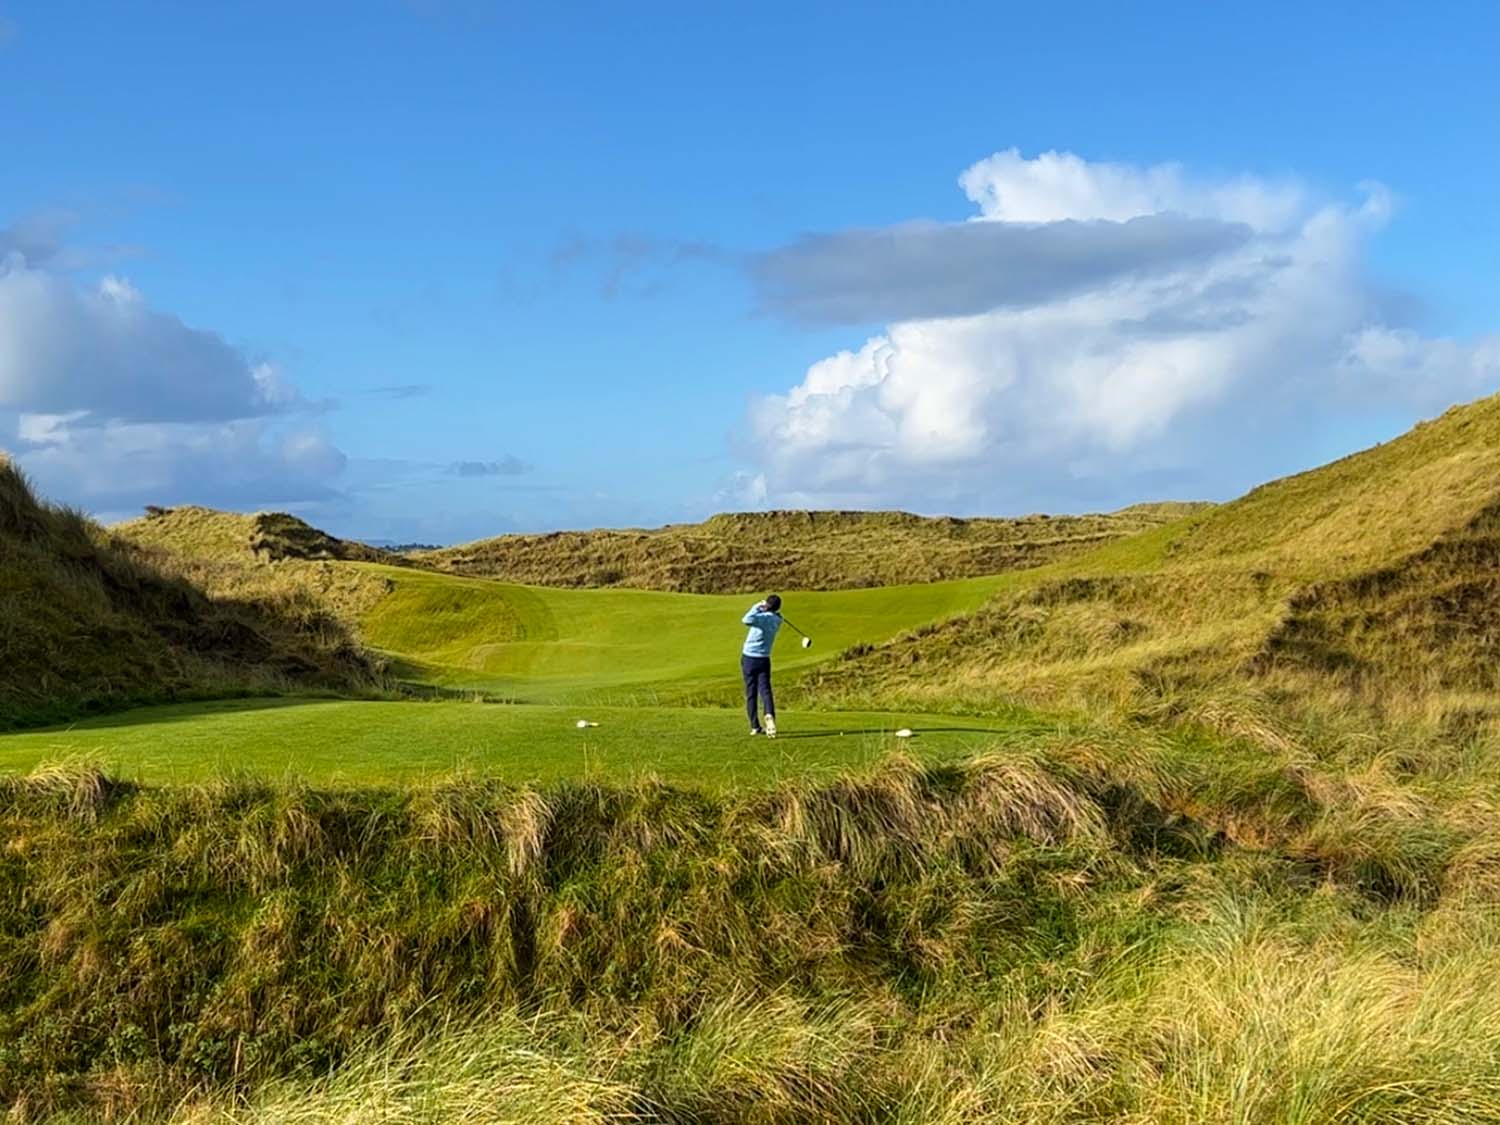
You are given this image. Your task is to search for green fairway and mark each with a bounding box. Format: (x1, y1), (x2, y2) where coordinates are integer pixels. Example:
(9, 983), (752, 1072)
(0, 698), (1044, 787)
(356, 563), (1013, 702)
(0, 562), (1045, 784)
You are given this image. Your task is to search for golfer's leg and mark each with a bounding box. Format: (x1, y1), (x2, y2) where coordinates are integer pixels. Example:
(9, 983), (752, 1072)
(742, 657), (760, 729)
(760, 664), (776, 721)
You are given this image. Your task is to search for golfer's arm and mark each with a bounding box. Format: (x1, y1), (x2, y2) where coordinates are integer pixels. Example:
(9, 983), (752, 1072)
(742, 603), (765, 626)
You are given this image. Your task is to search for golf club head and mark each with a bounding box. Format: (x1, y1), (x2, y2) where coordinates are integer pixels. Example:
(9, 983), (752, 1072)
(801, 636), (812, 648)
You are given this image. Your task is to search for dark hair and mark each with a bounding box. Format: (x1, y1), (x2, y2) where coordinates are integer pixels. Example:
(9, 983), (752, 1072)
(765, 593), (782, 612)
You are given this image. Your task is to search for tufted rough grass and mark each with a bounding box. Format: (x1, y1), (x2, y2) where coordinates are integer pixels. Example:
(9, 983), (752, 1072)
(0, 458), (388, 731)
(6, 711), (1500, 1122)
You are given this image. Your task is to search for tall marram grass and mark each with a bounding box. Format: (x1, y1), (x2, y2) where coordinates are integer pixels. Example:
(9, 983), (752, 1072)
(161, 906), (1500, 1125)
(6, 728), (1500, 1122)
(0, 457), (388, 729)
(127, 901), (1500, 1123)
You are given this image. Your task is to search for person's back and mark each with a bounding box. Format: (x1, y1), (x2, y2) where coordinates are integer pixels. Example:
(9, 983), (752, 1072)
(742, 600), (783, 657)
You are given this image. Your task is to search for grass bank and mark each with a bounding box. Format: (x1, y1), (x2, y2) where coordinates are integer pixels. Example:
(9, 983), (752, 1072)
(3, 722), (1495, 1122)
(806, 395), (1500, 725)
(177, 903), (1500, 1124)
(0, 460), (385, 731)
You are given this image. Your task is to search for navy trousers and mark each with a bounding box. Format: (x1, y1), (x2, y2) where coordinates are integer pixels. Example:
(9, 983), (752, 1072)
(741, 654), (774, 730)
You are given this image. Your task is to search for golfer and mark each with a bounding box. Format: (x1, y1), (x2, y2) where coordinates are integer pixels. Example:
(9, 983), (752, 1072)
(741, 594), (783, 737)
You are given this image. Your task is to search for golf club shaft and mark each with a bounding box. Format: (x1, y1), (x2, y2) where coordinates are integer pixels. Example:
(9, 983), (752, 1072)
(778, 614), (808, 638)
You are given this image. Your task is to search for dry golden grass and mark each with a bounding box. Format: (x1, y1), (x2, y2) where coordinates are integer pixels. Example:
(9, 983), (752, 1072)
(0, 458), (386, 728)
(115, 506), (390, 565)
(806, 395), (1500, 727)
(412, 504), (1205, 593)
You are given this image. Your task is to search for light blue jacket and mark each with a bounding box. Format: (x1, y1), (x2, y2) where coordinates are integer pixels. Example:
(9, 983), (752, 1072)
(741, 602), (783, 658)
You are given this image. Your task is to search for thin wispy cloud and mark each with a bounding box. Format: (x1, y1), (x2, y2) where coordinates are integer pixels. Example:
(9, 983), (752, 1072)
(551, 232), (727, 299)
(451, 456), (531, 478)
(368, 383), (432, 400)
(751, 213), (1252, 326)
(403, 0), (510, 23)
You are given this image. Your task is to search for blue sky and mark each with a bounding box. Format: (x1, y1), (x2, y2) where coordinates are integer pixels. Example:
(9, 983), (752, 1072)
(2, 1), (1497, 543)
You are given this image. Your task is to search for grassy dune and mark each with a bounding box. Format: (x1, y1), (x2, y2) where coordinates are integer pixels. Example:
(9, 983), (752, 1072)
(409, 504), (1205, 592)
(808, 395), (1500, 719)
(0, 460), (384, 730)
(114, 506), (391, 565)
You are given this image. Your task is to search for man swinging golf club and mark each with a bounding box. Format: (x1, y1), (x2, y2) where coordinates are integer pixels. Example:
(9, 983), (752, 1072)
(741, 594), (811, 737)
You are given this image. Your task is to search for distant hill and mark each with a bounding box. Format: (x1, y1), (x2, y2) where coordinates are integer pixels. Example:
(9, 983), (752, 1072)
(804, 395), (1500, 717)
(410, 503), (1208, 593)
(115, 505), (394, 564)
(0, 462), (387, 728)
(361, 539), (443, 552)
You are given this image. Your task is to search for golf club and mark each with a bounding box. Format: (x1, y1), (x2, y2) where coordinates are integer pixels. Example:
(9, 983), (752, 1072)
(778, 614), (813, 648)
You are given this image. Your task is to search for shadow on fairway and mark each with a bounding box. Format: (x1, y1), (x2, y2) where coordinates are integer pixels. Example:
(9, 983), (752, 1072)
(25, 697), (344, 735)
(397, 682), (541, 706)
(774, 726), (1002, 740)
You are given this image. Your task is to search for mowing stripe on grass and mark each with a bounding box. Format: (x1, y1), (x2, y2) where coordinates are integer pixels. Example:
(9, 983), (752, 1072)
(0, 698), (1047, 787)
(355, 563), (1018, 703)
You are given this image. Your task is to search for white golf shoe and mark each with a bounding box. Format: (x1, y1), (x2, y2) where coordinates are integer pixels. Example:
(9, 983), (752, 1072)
(764, 714), (777, 739)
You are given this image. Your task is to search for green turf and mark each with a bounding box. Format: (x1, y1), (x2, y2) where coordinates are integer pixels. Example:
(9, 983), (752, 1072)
(0, 562), (1049, 783)
(356, 563), (1012, 703)
(0, 698), (1045, 787)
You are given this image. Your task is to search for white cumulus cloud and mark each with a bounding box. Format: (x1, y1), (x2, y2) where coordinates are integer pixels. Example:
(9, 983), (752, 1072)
(0, 256), (298, 423)
(0, 241), (344, 513)
(16, 416), (347, 512)
(744, 149), (1500, 512)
